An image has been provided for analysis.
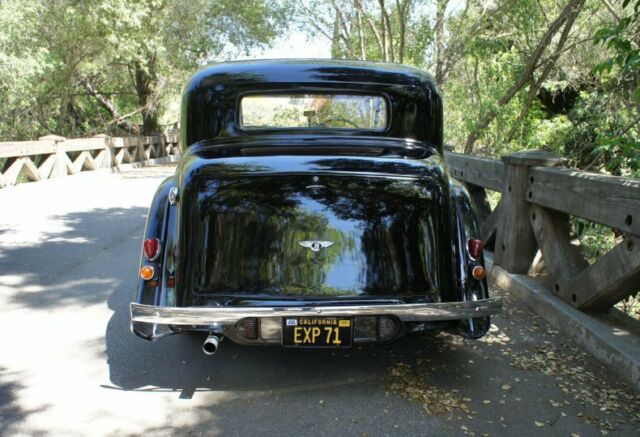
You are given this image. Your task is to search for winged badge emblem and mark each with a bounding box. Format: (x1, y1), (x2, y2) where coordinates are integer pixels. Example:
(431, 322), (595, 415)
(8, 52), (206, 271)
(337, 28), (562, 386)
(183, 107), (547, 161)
(298, 240), (335, 252)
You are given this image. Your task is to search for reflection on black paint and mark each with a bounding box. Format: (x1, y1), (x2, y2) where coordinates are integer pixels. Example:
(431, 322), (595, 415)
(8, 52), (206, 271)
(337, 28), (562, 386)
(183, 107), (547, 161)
(185, 172), (443, 298)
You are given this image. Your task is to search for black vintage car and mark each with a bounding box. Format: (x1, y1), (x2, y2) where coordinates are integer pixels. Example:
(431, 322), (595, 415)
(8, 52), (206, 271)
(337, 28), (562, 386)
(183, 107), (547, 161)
(130, 59), (501, 354)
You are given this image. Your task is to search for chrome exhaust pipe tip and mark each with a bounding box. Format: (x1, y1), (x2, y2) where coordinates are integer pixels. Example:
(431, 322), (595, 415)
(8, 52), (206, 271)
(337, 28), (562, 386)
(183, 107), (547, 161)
(202, 334), (221, 355)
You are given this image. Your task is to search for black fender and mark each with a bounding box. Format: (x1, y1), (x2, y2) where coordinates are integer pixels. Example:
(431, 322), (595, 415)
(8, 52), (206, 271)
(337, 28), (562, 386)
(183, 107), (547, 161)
(132, 176), (177, 340)
(449, 177), (491, 339)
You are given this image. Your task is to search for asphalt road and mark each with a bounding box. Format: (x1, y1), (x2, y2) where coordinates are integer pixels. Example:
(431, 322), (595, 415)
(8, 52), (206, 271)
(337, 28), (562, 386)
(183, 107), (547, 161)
(1, 165), (639, 437)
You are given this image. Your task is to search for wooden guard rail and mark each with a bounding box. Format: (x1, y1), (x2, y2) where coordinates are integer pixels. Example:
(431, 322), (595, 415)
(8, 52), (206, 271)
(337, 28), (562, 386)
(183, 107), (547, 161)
(445, 149), (640, 311)
(0, 132), (180, 188)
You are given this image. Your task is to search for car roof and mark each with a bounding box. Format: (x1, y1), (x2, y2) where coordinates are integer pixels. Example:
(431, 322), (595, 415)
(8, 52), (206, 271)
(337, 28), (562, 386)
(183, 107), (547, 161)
(180, 59), (443, 153)
(186, 58), (439, 89)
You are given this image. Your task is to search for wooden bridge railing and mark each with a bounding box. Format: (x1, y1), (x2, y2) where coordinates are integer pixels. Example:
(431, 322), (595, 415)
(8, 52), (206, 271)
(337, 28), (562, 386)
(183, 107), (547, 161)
(0, 132), (180, 188)
(445, 149), (640, 312)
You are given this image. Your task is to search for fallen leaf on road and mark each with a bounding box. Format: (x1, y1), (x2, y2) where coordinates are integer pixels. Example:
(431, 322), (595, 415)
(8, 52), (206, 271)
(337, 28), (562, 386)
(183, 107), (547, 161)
(386, 363), (472, 415)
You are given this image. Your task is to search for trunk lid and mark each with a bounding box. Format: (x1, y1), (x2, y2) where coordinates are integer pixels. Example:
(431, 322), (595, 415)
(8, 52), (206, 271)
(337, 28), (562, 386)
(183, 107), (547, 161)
(178, 154), (452, 301)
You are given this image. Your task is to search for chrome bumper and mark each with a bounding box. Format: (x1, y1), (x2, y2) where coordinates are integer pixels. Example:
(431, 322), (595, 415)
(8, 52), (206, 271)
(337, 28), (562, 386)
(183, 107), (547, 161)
(130, 297), (501, 326)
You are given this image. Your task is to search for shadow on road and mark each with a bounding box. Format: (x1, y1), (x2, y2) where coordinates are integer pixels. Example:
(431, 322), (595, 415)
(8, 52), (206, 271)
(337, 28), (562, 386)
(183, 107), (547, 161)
(105, 284), (465, 396)
(0, 367), (49, 435)
(0, 207), (147, 310)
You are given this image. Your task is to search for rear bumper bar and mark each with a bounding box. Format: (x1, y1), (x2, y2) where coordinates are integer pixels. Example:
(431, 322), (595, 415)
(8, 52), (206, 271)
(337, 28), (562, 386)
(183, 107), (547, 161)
(130, 297), (502, 326)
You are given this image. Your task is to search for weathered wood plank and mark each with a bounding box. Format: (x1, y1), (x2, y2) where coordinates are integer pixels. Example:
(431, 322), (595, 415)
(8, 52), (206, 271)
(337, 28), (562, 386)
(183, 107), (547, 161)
(3, 158), (26, 184)
(0, 140), (57, 158)
(63, 137), (109, 152)
(481, 200), (502, 246)
(494, 151), (566, 273)
(166, 133), (179, 144)
(529, 166), (640, 236)
(124, 137), (143, 148)
(495, 163), (538, 272)
(21, 157), (41, 182)
(529, 205), (588, 301)
(114, 148), (124, 165)
(72, 151), (97, 172)
(51, 145), (65, 178)
(85, 152), (97, 171)
(111, 137), (125, 148)
(566, 236), (640, 310)
(136, 143), (145, 162)
(123, 147), (134, 163)
(144, 135), (163, 146)
(63, 152), (76, 175)
(445, 152), (504, 192)
(37, 154), (57, 179)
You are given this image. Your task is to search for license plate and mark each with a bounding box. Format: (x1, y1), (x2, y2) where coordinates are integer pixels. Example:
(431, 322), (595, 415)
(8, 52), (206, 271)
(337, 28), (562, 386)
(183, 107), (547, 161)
(282, 317), (353, 347)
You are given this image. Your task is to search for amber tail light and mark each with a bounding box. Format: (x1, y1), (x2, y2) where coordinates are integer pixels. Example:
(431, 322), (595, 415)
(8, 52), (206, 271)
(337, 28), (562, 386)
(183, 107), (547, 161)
(472, 265), (486, 280)
(140, 266), (155, 280)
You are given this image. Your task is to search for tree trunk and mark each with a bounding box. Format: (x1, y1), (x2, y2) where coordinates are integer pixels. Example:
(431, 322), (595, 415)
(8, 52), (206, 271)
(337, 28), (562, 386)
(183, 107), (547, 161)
(434, 0), (449, 83)
(355, 0), (366, 60)
(134, 62), (160, 136)
(463, 0), (585, 154)
(395, 0), (410, 63)
(378, 0), (394, 62)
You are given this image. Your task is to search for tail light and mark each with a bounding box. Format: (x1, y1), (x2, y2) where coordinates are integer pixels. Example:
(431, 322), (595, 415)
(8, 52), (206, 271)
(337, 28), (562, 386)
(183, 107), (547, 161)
(236, 318), (259, 340)
(377, 316), (398, 341)
(140, 266), (155, 280)
(143, 238), (161, 261)
(472, 265), (486, 280)
(467, 239), (483, 260)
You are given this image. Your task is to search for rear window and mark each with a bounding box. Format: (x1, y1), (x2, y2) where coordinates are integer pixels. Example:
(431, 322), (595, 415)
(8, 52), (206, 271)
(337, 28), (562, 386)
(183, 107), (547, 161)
(239, 94), (388, 131)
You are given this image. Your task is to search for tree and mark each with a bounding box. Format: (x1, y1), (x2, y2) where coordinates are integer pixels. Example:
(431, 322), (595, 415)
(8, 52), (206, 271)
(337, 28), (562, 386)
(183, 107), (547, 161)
(0, 0), (286, 139)
(462, 0), (586, 154)
(589, 0), (640, 174)
(296, 0), (431, 65)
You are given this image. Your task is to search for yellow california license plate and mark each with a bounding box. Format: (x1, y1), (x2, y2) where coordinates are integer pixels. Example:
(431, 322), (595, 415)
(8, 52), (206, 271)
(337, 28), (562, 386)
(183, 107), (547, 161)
(282, 317), (353, 347)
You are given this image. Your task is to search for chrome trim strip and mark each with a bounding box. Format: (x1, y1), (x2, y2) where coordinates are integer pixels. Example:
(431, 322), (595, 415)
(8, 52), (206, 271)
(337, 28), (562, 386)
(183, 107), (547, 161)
(130, 298), (501, 326)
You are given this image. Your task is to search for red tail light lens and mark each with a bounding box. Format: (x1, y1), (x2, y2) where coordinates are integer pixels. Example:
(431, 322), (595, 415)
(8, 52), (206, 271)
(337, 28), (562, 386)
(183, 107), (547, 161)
(467, 239), (484, 259)
(143, 238), (161, 261)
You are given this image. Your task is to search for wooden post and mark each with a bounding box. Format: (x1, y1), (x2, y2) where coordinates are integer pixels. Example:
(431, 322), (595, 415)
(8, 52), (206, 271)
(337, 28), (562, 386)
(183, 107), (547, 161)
(40, 135), (67, 178)
(494, 150), (566, 273)
(92, 134), (113, 169)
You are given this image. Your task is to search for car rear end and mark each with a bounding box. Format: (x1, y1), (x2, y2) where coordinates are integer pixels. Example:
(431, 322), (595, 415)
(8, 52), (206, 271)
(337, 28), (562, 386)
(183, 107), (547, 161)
(131, 139), (500, 348)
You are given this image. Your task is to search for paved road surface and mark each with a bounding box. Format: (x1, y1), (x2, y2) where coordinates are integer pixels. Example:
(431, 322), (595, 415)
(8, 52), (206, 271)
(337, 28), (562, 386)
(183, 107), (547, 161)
(1, 166), (639, 436)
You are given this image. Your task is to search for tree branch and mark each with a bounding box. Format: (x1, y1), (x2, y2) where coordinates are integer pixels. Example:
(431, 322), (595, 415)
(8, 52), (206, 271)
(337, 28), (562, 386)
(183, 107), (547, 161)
(81, 78), (140, 135)
(505, 0), (582, 143)
(463, 0), (586, 154)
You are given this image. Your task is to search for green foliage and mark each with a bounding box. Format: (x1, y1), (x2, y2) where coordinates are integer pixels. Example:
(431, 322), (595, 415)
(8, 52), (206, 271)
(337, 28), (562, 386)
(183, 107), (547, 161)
(590, 0), (640, 176)
(0, 0), (286, 140)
